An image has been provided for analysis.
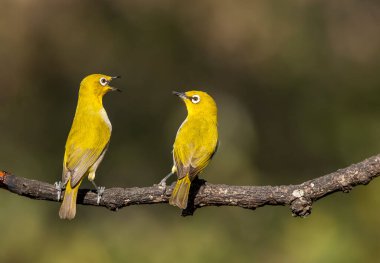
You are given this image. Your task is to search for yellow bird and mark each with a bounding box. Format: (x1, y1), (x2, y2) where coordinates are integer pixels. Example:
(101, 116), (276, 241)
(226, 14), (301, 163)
(162, 91), (218, 209)
(58, 74), (120, 220)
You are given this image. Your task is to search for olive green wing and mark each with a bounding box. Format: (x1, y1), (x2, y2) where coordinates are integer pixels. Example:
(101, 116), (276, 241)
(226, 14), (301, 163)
(62, 147), (104, 187)
(188, 138), (218, 178)
(62, 130), (110, 187)
(173, 142), (192, 180)
(173, 120), (218, 180)
(172, 118), (192, 180)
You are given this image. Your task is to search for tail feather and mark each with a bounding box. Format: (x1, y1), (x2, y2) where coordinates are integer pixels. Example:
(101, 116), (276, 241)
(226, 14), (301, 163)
(169, 175), (191, 209)
(59, 179), (81, 220)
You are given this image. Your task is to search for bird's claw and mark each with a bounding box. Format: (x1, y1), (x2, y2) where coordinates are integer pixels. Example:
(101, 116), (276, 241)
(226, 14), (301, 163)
(97, 186), (105, 205)
(157, 172), (173, 194)
(54, 181), (63, 201)
(157, 180), (167, 195)
(157, 180), (167, 189)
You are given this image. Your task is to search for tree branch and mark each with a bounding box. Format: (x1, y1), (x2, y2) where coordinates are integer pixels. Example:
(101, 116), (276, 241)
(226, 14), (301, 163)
(1, 154), (380, 217)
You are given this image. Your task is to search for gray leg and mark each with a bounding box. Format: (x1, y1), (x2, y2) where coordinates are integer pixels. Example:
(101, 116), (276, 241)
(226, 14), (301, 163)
(91, 181), (105, 205)
(158, 172), (174, 189)
(54, 181), (63, 201)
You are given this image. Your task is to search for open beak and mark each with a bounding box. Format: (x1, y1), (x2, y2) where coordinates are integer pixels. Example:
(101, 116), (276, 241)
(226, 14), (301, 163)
(109, 76), (122, 92)
(173, 91), (188, 100)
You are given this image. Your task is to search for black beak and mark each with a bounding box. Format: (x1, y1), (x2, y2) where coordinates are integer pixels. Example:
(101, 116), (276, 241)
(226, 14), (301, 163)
(173, 91), (187, 99)
(110, 76), (122, 92)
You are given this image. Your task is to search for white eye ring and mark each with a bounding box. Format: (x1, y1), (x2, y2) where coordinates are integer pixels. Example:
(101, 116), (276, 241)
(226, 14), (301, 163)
(191, 95), (201, 104)
(99, 77), (108, 86)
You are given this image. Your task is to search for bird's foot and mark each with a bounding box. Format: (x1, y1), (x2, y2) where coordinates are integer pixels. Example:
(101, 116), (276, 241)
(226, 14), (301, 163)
(157, 172), (174, 193)
(157, 179), (166, 190)
(90, 180), (105, 205)
(54, 181), (63, 201)
(96, 186), (105, 205)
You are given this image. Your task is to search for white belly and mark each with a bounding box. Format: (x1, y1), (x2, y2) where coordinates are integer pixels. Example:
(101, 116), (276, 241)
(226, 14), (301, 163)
(99, 108), (112, 131)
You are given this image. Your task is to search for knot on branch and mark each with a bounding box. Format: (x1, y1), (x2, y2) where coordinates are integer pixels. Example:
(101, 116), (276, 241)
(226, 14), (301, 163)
(290, 197), (312, 217)
(336, 174), (353, 193)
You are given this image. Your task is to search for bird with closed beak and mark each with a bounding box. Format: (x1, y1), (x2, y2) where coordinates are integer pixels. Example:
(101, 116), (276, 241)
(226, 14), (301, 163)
(160, 90), (219, 209)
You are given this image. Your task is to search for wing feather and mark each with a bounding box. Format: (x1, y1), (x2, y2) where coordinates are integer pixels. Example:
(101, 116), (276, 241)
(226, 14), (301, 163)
(173, 117), (218, 180)
(62, 113), (111, 187)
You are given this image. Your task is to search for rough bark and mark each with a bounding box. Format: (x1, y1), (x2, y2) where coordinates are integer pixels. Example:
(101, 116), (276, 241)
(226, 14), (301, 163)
(1, 154), (379, 217)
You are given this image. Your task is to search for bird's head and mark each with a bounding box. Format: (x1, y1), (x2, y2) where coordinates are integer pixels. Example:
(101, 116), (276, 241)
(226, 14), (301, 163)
(173, 90), (217, 117)
(80, 74), (121, 97)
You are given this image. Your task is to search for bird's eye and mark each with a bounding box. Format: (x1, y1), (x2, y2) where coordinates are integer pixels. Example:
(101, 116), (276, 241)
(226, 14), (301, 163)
(191, 95), (201, 104)
(99, 77), (108, 86)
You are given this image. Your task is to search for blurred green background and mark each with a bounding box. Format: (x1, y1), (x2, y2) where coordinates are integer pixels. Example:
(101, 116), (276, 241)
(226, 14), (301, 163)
(1, 0), (380, 262)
